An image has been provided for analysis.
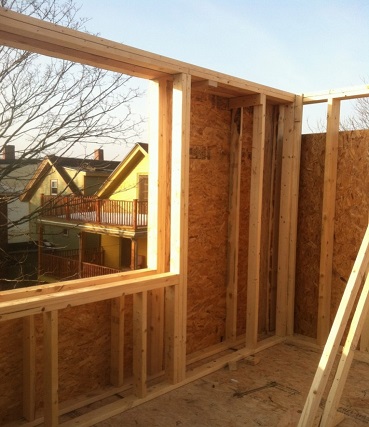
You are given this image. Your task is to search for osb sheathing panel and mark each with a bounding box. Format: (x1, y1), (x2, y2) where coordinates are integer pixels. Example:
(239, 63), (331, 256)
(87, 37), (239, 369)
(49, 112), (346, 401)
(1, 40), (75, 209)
(295, 130), (369, 338)
(187, 92), (232, 354)
(0, 319), (23, 424)
(331, 131), (369, 323)
(0, 300), (135, 424)
(294, 133), (325, 337)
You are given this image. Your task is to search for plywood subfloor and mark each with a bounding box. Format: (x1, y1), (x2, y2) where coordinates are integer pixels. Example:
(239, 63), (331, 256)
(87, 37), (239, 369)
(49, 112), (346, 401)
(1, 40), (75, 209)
(66, 342), (369, 426)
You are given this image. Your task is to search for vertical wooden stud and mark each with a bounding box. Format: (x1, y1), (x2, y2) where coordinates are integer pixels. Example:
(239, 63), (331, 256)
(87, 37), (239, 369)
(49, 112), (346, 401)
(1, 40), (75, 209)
(246, 94), (266, 349)
(23, 316), (36, 421)
(43, 310), (58, 426)
(165, 284), (180, 384)
(286, 96), (303, 335)
(317, 98), (341, 346)
(169, 73), (191, 381)
(110, 296), (125, 387)
(276, 96), (303, 337)
(133, 291), (147, 398)
(226, 107), (243, 342)
(147, 78), (172, 376)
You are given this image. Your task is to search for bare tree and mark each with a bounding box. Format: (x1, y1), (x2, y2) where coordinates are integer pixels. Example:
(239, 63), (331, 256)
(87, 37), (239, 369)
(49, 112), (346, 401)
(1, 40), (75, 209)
(343, 96), (369, 130)
(0, 0), (144, 287)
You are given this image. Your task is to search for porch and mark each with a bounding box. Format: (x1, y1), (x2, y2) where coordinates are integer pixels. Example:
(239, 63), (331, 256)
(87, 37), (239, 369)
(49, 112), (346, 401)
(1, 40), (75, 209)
(40, 195), (148, 231)
(39, 248), (124, 281)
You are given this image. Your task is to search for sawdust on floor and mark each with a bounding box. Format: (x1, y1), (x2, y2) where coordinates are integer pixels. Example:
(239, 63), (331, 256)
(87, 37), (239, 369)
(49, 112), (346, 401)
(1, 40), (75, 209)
(81, 342), (369, 426)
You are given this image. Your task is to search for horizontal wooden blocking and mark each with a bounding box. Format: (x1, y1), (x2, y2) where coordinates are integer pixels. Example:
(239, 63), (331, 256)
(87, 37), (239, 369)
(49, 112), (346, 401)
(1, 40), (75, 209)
(229, 94), (262, 109)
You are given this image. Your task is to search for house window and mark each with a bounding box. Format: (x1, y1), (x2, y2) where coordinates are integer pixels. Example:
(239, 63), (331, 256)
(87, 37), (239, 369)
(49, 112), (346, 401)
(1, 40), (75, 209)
(62, 228), (68, 237)
(50, 179), (58, 195)
(138, 175), (148, 201)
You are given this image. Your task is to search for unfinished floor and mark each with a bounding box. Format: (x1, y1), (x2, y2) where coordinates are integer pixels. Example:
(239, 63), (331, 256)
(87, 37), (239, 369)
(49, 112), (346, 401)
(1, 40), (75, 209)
(58, 342), (369, 427)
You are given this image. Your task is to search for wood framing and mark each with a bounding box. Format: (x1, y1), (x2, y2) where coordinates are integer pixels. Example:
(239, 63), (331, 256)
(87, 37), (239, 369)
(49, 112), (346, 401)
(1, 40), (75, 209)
(0, 8), (295, 103)
(2, 6), (369, 427)
(43, 310), (59, 426)
(321, 270), (369, 425)
(226, 107), (243, 342)
(147, 78), (173, 375)
(246, 94), (266, 349)
(276, 96), (303, 337)
(23, 315), (36, 421)
(298, 225), (369, 426)
(170, 73), (191, 381)
(110, 296), (125, 387)
(317, 98), (341, 346)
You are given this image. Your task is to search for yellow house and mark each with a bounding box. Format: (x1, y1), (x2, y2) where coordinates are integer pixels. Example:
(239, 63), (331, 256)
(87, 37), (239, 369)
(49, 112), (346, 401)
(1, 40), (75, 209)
(97, 142), (148, 271)
(22, 144), (148, 281)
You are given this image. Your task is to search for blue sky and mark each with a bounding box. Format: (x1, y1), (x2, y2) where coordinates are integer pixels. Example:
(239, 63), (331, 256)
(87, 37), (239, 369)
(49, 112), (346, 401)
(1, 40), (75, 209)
(79, 0), (369, 94)
(74, 0), (369, 138)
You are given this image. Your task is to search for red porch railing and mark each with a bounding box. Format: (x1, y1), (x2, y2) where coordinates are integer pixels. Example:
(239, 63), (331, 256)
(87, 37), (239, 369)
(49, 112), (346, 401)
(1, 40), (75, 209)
(40, 252), (121, 281)
(40, 195), (148, 230)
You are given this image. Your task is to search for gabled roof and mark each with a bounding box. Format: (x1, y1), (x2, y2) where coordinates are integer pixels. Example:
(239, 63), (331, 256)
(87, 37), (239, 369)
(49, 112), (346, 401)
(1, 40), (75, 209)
(0, 159), (41, 196)
(20, 155), (120, 202)
(97, 143), (148, 199)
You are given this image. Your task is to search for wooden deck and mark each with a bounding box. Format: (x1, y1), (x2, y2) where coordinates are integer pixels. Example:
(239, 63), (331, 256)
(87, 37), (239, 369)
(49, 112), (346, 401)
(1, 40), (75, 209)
(41, 196), (148, 230)
(40, 250), (122, 280)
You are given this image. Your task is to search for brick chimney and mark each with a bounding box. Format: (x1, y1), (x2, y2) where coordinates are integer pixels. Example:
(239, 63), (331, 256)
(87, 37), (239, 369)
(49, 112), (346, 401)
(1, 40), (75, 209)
(94, 149), (104, 161)
(1, 145), (15, 160)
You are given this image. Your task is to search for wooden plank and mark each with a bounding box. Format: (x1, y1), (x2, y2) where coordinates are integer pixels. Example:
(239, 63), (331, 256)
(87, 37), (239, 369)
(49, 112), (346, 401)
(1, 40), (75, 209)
(147, 289), (164, 375)
(286, 96), (303, 335)
(164, 285), (180, 383)
(0, 9), (296, 103)
(303, 85), (369, 104)
(268, 105), (285, 332)
(0, 268), (155, 302)
(170, 73), (191, 381)
(320, 271), (369, 426)
(246, 94), (266, 349)
(226, 107), (243, 341)
(147, 78), (172, 375)
(359, 301), (369, 352)
(276, 96), (303, 337)
(133, 291), (148, 398)
(276, 104), (294, 336)
(0, 273), (179, 321)
(229, 94), (262, 109)
(317, 98), (341, 346)
(23, 316), (36, 421)
(191, 80), (218, 90)
(110, 296), (125, 387)
(43, 310), (58, 426)
(298, 224), (369, 427)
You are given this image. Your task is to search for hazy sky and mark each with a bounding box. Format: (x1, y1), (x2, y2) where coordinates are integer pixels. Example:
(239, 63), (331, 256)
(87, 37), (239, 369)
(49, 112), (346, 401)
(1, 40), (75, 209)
(79, 0), (369, 94)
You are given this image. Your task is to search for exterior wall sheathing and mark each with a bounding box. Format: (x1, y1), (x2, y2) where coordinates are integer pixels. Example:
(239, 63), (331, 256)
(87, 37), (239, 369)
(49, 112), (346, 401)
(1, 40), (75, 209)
(295, 130), (369, 338)
(5, 102), (369, 424)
